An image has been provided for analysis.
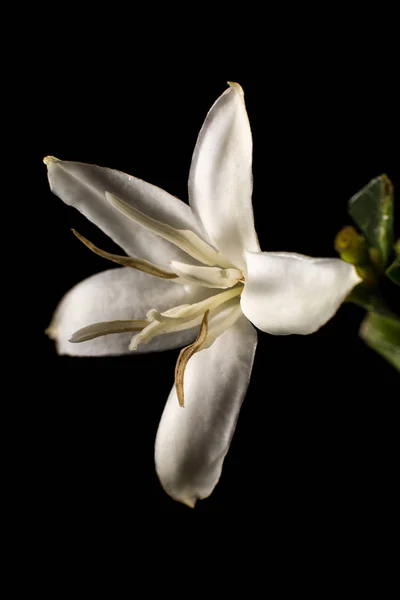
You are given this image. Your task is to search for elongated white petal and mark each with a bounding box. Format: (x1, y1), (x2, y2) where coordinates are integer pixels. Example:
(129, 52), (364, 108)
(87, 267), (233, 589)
(188, 83), (260, 270)
(46, 267), (215, 356)
(44, 157), (211, 267)
(169, 261), (242, 288)
(155, 316), (257, 507)
(106, 192), (231, 267)
(241, 251), (361, 335)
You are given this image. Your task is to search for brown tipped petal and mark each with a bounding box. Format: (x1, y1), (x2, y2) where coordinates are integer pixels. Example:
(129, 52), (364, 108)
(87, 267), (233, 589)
(188, 83), (260, 270)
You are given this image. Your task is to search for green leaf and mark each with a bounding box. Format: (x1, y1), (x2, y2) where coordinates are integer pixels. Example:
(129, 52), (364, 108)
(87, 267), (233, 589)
(348, 174), (394, 267)
(386, 257), (400, 285)
(359, 311), (400, 372)
(385, 240), (400, 285)
(346, 284), (393, 316)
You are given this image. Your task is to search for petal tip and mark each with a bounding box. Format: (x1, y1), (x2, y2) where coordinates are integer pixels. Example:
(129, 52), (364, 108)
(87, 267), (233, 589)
(45, 323), (67, 355)
(227, 81), (244, 99)
(45, 322), (56, 339)
(43, 155), (60, 166)
(182, 497), (196, 509)
(173, 493), (197, 508)
(352, 264), (363, 284)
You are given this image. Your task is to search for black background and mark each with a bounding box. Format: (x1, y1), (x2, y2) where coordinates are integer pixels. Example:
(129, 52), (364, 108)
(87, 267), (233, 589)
(29, 62), (399, 525)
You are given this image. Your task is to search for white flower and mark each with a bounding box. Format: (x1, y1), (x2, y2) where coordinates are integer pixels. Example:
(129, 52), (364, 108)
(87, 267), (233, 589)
(45, 82), (360, 507)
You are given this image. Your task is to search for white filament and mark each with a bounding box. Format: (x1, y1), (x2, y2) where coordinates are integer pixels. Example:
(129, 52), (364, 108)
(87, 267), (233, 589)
(169, 261), (243, 288)
(129, 286), (242, 350)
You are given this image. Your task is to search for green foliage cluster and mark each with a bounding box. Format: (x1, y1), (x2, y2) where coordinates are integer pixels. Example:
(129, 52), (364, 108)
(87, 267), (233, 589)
(336, 175), (399, 372)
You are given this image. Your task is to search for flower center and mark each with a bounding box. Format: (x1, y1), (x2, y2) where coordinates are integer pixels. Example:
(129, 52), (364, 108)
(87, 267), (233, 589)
(69, 222), (245, 406)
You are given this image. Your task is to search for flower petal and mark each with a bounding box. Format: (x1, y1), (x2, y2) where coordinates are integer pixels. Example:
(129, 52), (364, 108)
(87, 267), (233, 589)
(188, 83), (260, 270)
(46, 267), (214, 356)
(44, 157), (211, 267)
(241, 251), (361, 335)
(155, 315), (257, 507)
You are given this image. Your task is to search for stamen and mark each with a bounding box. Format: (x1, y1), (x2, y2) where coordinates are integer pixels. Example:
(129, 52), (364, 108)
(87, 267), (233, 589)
(175, 311), (209, 407)
(169, 261), (242, 288)
(129, 286), (242, 350)
(106, 192), (232, 268)
(70, 320), (147, 343)
(157, 286), (242, 322)
(72, 230), (178, 279)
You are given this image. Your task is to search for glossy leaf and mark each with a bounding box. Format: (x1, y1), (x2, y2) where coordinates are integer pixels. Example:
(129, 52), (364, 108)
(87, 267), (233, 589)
(386, 257), (400, 285)
(385, 240), (400, 285)
(348, 175), (394, 267)
(359, 311), (400, 372)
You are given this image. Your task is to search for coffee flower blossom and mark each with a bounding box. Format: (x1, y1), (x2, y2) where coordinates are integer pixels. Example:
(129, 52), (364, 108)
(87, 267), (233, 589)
(45, 83), (360, 507)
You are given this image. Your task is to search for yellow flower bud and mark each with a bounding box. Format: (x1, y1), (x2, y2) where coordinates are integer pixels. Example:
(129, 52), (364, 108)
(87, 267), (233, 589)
(334, 226), (368, 266)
